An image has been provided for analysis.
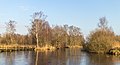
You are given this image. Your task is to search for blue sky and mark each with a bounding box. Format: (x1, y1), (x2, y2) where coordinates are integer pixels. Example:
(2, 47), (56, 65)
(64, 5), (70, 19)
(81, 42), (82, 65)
(0, 0), (120, 36)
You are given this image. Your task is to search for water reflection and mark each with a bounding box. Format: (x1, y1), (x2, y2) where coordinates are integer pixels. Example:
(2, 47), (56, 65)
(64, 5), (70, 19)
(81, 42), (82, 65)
(36, 49), (67, 65)
(0, 48), (120, 65)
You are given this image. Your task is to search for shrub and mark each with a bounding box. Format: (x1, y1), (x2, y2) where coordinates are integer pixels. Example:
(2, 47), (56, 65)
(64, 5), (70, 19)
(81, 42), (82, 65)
(85, 17), (116, 53)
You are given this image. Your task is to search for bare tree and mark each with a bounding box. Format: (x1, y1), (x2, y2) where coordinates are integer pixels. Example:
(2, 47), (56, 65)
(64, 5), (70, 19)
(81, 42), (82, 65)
(29, 11), (47, 47)
(98, 17), (108, 29)
(5, 20), (16, 44)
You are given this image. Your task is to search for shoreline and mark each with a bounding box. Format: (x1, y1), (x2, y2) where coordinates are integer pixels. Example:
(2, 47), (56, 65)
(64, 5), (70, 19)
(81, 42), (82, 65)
(0, 44), (35, 52)
(0, 44), (83, 52)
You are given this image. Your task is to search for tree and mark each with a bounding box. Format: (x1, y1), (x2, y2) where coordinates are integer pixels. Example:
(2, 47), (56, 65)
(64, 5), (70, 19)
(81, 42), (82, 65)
(63, 24), (69, 47)
(5, 20), (16, 44)
(51, 25), (84, 48)
(98, 17), (108, 29)
(41, 21), (52, 46)
(51, 25), (66, 48)
(29, 11), (49, 47)
(68, 25), (84, 46)
(85, 17), (115, 53)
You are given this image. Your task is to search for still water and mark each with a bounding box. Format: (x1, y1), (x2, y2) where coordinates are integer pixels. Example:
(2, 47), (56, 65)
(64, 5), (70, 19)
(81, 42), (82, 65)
(0, 48), (120, 65)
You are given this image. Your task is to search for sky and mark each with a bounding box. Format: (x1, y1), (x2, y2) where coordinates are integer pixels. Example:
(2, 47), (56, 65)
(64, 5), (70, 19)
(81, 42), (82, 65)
(0, 0), (120, 36)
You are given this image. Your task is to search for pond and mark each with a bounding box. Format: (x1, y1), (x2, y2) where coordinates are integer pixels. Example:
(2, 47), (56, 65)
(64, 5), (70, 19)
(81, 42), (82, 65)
(0, 48), (120, 65)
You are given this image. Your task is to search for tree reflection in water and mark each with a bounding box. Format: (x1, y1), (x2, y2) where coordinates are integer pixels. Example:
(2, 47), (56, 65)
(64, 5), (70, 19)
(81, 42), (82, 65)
(35, 49), (67, 65)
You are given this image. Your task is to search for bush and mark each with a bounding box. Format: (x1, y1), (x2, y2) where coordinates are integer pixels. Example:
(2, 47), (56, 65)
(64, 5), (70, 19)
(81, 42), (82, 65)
(85, 17), (116, 53)
(86, 29), (115, 53)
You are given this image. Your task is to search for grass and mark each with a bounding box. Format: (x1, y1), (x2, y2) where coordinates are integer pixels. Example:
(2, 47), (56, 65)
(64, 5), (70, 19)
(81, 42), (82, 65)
(0, 44), (83, 52)
(0, 44), (35, 52)
(35, 45), (56, 51)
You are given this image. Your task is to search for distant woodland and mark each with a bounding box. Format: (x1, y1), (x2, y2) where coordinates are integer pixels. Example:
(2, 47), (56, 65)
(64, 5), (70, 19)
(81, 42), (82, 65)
(0, 11), (120, 53)
(0, 11), (84, 48)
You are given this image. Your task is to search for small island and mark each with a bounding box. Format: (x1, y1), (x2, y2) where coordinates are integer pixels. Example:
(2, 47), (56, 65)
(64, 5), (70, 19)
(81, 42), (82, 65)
(0, 12), (120, 56)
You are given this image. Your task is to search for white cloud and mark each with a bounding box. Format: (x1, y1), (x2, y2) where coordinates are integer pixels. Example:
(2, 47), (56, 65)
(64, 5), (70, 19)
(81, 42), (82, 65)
(18, 5), (29, 11)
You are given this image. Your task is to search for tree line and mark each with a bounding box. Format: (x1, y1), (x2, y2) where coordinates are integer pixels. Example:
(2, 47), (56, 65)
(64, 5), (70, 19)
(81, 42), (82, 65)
(0, 11), (84, 48)
(0, 11), (120, 52)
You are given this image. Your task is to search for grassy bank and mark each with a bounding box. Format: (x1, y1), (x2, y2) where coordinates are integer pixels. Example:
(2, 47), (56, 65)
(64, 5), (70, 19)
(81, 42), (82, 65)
(0, 44), (35, 52)
(68, 45), (83, 48)
(35, 45), (56, 51)
(0, 44), (83, 52)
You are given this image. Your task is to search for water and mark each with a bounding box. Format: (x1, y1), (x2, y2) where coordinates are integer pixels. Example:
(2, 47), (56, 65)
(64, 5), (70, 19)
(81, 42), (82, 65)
(0, 48), (120, 65)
